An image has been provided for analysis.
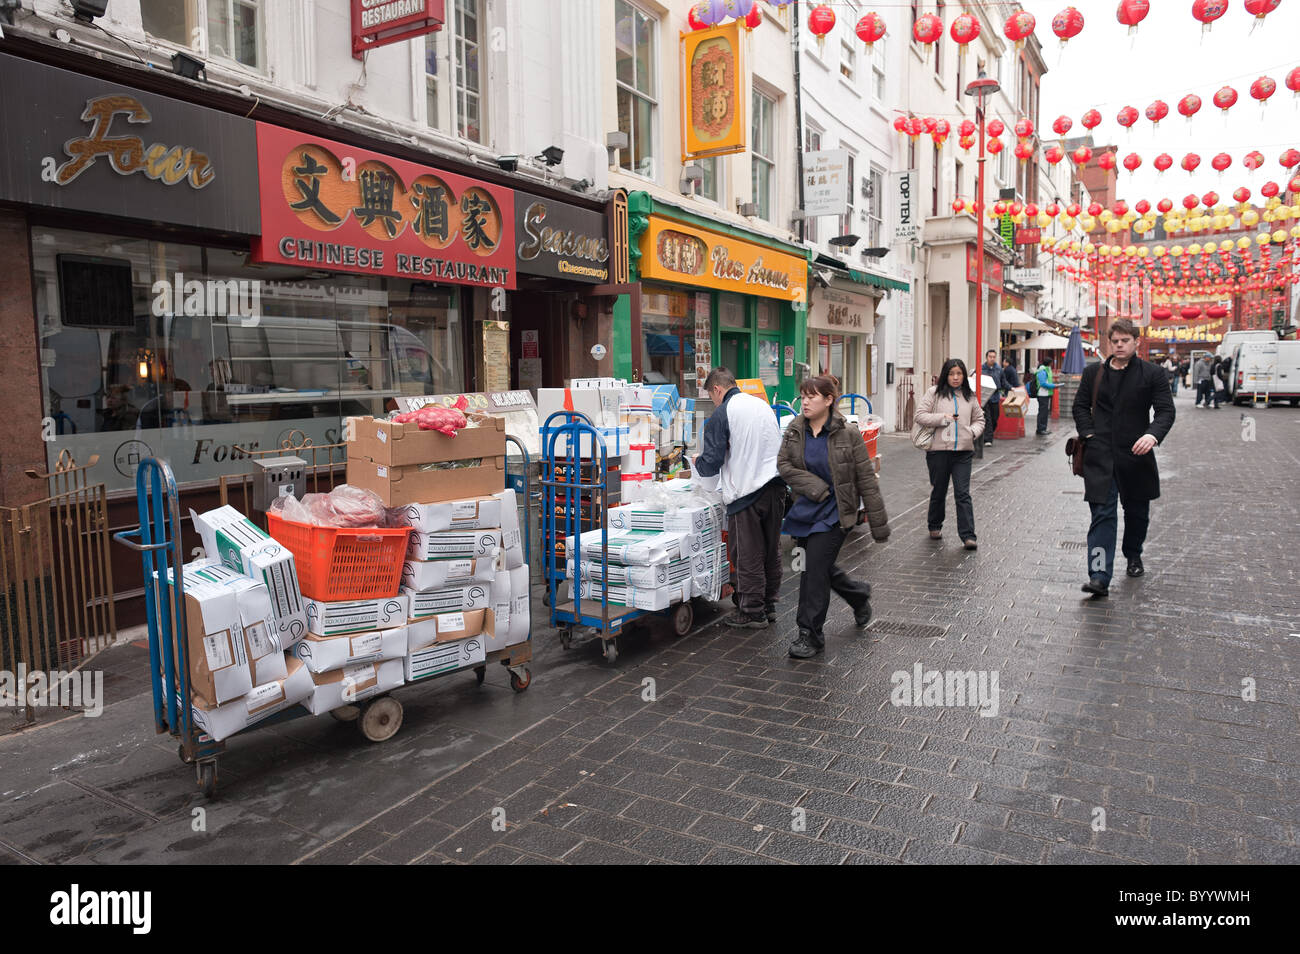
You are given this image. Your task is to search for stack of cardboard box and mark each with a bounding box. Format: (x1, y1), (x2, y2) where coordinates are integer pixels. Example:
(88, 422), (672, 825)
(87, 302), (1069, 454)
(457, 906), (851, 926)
(293, 591), (408, 716)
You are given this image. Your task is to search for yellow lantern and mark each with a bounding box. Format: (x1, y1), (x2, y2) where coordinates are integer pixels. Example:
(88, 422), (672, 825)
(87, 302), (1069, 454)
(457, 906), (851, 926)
(1188, 243), (1202, 255)
(1124, 245), (1137, 257)
(1100, 209), (1114, 223)
(1137, 246), (1150, 258)
(1082, 241), (1095, 254)
(1257, 233), (1271, 246)
(1060, 215), (1076, 229)
(1170, 245), (1184, 256)
(1153, 245), (1167, 256)
(1263, 210), (1276, 223)
(1133, 220), (1149, 234)
(1273, 229), (1287, 243)
(1106, 219), (1123, 234)
(1266, 196), (1282, 209)
(1242, 210), (1259, 227)
(1291, 225), (1300, 239)
(1037, 213), (1051, 227)
(1219, 239), (1235, 252)
(1237, 236), (1253, 250)
(1070, 241), (1082, 253)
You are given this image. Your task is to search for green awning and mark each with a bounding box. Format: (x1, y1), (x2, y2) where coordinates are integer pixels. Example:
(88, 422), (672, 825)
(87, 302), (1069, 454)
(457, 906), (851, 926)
(846, 266), (910, 293)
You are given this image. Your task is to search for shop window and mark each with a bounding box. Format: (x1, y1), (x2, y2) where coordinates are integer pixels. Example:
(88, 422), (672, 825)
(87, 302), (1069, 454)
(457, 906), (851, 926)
(616, 0), (659, 180)
(697, 156), (722, 203)
(840, 151), (856, 238)
(867, 164), (884, 247)
(425, 0), (487, 144)
(641, 284), (703, 394)
(756, 299), (780, 331)
(871, 40), (886, 101)
(31, 228), (464, 494)
(718, 292), (746, 329)
(818, 333), (845, 382)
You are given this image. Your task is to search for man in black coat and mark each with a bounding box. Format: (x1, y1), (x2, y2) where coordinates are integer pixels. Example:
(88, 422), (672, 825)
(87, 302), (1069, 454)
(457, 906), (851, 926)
(1072, 318), (1176, 597)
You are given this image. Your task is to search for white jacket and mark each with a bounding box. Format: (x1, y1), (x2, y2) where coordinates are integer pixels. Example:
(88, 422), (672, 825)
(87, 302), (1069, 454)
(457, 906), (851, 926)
(694, 388), (781, 509)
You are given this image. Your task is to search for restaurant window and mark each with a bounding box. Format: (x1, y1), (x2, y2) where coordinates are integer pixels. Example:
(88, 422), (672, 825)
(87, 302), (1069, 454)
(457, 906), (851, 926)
(751, 88), (776, 222)
(616, 0), (659, 180)
(641, 285), (703, 394)
(840, 39), (856, 82)
(141, 0), (265, 72)
(818, 334), (845, 382)
(425, 0), (486, 143)
(934, 0), (944, 75)
(718, 293), (746, 329)
(756, 299), (780, 331)
(932, 142), (941, 217)
(30, 227), (465, 495)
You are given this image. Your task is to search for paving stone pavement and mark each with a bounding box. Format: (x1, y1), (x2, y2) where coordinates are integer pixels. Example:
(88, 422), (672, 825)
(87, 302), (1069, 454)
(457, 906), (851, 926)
(2, 390), (1298, 865)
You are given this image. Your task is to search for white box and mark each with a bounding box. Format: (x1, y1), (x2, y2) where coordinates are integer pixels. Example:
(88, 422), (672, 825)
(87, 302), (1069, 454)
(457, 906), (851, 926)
(305, 594), (409, 637)
(291, 625), (407, 673)
(405, 635), (486, 681)
(621, 385), (653, 415)
(508, 564), (530, 644)
(405, 609), (487, 651)
(496, 488), (520, 534)
(302, 658), (405, 715)
(620, 443), (657, 476)
(501, 526), (524, 570)
(403, 582), (491, 617)
(567, 529), (704, 566)
(620, 474), (653, 503)
(569, 553), (693, 588)
(165, 576), (252, 706)
(488, 570), (512, 653)
(401, 557), (495, 591)
(389, 495), (503, 534)
(625, 416), (653, 445)
(192, 656), (314, 743)
(663, 503), (726, 535)
(187, 567), (287, 682)
(578, 579), (690, 611)
(407, 528), (502, 562)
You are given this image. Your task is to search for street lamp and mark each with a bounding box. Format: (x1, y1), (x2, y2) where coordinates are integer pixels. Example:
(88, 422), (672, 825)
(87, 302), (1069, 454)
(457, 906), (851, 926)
(965, 70), (1001, 425)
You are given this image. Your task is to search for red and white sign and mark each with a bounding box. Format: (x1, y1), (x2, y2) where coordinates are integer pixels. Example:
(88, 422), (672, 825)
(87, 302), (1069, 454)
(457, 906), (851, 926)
(521, 330), (539, 359)
(351, 0), (445, 60)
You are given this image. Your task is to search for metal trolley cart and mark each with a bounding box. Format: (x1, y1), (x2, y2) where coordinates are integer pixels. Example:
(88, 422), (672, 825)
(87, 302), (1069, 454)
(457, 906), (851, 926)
(114, 443), (534, 799)
(541, 410), (695, 664)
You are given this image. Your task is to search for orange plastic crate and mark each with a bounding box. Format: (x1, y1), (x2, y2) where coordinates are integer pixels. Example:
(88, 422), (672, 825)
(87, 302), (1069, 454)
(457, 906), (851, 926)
(267, 512), (411, 601)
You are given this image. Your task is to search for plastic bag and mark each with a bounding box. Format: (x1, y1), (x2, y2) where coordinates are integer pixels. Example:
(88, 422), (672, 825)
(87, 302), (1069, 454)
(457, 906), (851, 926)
(392, 394), (470, 435)
(272, 485), (387, 527)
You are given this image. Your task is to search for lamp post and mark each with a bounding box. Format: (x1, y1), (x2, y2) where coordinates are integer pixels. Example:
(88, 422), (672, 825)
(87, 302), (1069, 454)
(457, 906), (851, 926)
(965, 70), (1000, 435)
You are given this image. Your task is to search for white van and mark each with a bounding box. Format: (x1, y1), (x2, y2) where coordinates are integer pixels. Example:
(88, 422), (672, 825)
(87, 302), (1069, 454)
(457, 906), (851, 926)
(1231, 339), (1300, 406)
(1217, 329), (1277, 359)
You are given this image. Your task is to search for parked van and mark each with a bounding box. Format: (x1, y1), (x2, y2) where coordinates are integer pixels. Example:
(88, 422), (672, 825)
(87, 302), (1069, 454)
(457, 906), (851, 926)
(1231, 339), (1300, 406)
(1216, 329), (1277, 360)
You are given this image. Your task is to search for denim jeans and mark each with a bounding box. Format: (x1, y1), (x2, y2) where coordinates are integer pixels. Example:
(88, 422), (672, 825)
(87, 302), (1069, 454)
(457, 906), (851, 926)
(926, 450), (975, 540)
(1036, 395), (1052, 433)
(1086, 476), (1150, 584)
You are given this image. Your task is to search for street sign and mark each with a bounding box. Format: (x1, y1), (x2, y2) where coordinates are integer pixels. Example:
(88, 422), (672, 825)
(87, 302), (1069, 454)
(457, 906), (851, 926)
(892, 170), (919, 244)
(803, 149), (849, 217)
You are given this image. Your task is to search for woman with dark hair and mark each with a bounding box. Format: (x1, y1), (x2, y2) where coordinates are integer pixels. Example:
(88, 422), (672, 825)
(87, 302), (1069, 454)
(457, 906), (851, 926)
(914, 358), (985, 550)
(777, 375), (890, 659)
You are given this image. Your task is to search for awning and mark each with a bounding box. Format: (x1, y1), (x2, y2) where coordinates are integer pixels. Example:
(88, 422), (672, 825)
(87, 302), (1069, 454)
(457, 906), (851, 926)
(999, 308), (1049, 332)
(1009, 332), (1072, 350)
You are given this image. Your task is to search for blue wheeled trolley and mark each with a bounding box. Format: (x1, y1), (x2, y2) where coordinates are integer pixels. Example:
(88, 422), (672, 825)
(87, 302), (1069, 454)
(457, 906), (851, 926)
(115, 445), (534, 798)
(541, 411), (695, 664)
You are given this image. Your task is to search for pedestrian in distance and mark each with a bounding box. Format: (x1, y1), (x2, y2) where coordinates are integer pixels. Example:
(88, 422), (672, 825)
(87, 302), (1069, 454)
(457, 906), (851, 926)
(980, 349), (1003, 447)
(777, 375), (890, 659)
(1193, 352), (1215, 407)
(914, 358), (985, 550)
(1031, 355), (1059, 435)
(695, 367), (785, 628)
(1073, 318), (1176, 598)
(1163, 355), (1180, 396)
(1000, 355), (1022, 392)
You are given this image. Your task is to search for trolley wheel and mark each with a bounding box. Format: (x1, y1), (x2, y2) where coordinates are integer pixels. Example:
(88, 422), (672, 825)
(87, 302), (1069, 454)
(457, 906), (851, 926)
(672, 601), (694, 637)
(542, 590), (551, 607)
(559, 629), (573, 650)
(510, 668), (532, 692)
(330, 705), (360, 722)
(603, 640), (619, 664)
(474, 665), (487, 686)
(358, 696), (403, 743)
(197, 760), (217, 799)
(178, 743), (193, 765)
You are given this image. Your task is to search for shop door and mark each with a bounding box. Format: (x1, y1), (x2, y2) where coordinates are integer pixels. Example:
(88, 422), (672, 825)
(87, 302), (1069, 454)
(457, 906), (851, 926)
(720, 332), (750, 380)
(758, 333), (780, 394)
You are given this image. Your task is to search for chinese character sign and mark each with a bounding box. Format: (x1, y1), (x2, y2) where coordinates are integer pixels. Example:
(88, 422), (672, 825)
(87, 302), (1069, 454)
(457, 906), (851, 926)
(683, 23), (746, 159)
(804, 150), (849, 217)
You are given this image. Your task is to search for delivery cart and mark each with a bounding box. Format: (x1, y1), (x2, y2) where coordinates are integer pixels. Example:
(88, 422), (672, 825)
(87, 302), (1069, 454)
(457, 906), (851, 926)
(541, 411), (695, 664)
(114, 447), (533, 799)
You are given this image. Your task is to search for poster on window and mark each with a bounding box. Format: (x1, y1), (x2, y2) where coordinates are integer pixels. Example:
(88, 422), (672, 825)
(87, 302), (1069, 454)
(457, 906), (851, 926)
(682, 22), (746, 159)
(694, 292), (712, 396)
(759, 339), (779, 387)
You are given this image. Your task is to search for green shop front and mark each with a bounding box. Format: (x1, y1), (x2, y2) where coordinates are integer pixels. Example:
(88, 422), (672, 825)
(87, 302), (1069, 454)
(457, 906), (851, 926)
(613, 193), (808, 408)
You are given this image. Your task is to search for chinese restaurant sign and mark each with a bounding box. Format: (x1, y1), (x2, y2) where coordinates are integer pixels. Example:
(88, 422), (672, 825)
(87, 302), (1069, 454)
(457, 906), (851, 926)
(638, 217), (807, 303)
(253, 123), (515, 288)
(0, 52), (258, 233)
(682, 22), (746, 159)
(351, 0), (445, 59)
(514, 191), (610, 283)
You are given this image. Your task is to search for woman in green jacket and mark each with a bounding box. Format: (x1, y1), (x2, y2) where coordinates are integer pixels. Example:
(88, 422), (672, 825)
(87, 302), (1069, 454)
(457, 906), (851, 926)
(777, 375), (890, 659)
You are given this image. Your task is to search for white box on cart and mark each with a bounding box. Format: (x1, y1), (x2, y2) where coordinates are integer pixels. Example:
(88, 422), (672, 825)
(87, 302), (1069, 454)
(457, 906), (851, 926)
(305, 594), (409, 637)
(407, 528), (501, 562)
(401, 557), (495, 591)
(302, 659), (405, 715)
(192, 655), (314, 743)
(403, 583), (491, 617)
(577, 579), (690, 611)
(389, 495), (503, 534)
(291, 625), (407, 674)
(406, 636), (486, 682)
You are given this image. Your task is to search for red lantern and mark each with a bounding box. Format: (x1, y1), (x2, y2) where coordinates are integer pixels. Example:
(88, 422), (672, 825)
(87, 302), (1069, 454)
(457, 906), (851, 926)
(1116, 105), (1139, 129)
(1014, 118), (1034, 140)
(958, 119), (976, 138)
(1014, 142), (1034, 164)
(952, 198), (966, 214)
(1046, 203), (1060, 217)
(893, 116), (908, 135)
(1290, 174), (1300, 194)
(1066, 203), (1081, 217)
(1123, 153), (1142, 173)
(1025, 203), (1039, 217)
(1181, 153), (1201, 174)
(855, 12), (886, 48)
(1157, 198), (1174, 213)
(1182, 195), (1200, 211)
(1151, 306), (1172, 320)
(1212, 86), (1238, 113)
(913, 13), (943, 47)
(1244, 0), (1281, 21)
(1177, 94), (1202, 124)
(923, 117), (938, 133)
(1117, 0), (1150, 33)
(1192, 0), (1228, 31)
(1180, 306), (1202, 320)
(959, 136), (975, 152)
(1250, 76), (1277, 104)
(950, 12), (979, 47)
(1154, 153), (1173, 173)
(1114, 200), (1129, 217)
(1244, 151), (1265, 170)
(906, 117), (925, 140)
(987, 118), (1005, 138)
(1010, 202), (1023, 217)
(993, 201), (1008, 216)
(1135, 199), (1151, 215)
(1098, 152), (1117, 172)
(1052, 7), (1084, 44)
(1052, 115), (1073, 138)
(1004, 11), (1036, 48)
(743, 5), (762, 31)
(1287, 67), (1300, 98)
(1206, 304), (1229, 319)
(1234, 187), (1252, 204)
(1045, 144), (1065, 165)
(1073, 146), (1093, 165)
(1145, 100), (1168, 126)
(1281, 149), (1300, 169)
(1202, 191), (1219, 208)
(988, 137), (1004, 155)
(1081, 109), (1101, 130)
(687, 6), (708, 30)
(1211, 153), (1232, 173)
(933, 119), (951, 142)
(1088, 202), (1103, 217)
(807, 4), (836, 48)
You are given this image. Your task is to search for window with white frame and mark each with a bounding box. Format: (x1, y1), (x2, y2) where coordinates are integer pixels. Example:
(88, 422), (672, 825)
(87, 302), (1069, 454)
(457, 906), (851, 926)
(697, 156), (722, 203)
(840, 39), (856, 82)
(871, 42), (886, 100)
(867, 164), (884, 247)
(424, 0), (488, 144)
(751, 88), (776, 221)
(615, 0), (659, 180)
(804, 125), (822, 243)
(141, 0), (264, 72)
(840, 151), (856, 237)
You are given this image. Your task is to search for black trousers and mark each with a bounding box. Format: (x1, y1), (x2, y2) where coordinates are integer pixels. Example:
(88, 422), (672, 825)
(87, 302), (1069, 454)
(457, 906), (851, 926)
(1036, 395), (1052, 433)
(727, 479), (785, 615)
(926, 450), (975, 540)
(983, 398), (1000, 442)
(795, 525), (871, 638)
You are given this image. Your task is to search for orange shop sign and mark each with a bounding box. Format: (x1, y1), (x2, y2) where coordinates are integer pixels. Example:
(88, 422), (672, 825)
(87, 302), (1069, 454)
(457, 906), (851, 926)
(681, 21), (746, 160)
(638, 217), (807, 303)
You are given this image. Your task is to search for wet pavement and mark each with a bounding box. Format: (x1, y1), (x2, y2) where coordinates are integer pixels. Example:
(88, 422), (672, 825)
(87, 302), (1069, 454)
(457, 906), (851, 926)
(2, 390), (1298, 864)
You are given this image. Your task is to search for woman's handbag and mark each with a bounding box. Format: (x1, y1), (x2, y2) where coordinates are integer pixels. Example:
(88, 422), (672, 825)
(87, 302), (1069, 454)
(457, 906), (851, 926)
(911, 420), (935, 451)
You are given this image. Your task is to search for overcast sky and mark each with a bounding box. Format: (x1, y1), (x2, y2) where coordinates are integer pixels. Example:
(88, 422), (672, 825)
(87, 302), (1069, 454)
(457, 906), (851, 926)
(1023, 0), (1299, 206)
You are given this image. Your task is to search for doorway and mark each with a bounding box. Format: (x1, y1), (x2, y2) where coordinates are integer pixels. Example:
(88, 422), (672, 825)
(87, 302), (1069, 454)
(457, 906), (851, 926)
(720, 331), (750, 380)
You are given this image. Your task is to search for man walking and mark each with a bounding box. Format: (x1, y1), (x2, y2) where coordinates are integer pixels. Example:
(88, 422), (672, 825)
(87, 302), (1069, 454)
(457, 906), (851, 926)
(1033, 356), (1059, 435)
(1193, 352), (1214, 407)
(1000, 355), (1022, 391)
(980, 350), (1002, 446)
(694, 367), (785, 628)
(1073, 318), (1176, 598)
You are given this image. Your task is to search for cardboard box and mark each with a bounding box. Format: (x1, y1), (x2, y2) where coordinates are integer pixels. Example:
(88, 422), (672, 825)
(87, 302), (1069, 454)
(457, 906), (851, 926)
(621, 443), (657, 477)
(306, 594), (409, 637)
(501, 526), (524, 570)
(302, 658), (405, 715)
(344, 413), (506, 468)
(507, 564), (530, 644)
(175, 579), (253, 705)
(646, 384), (679, 427)
(291, 625), (407, 673)
(185, 564), (289, 680)
(405, 609), (487, 651)
(578, 579), (690, 611)
(407, 528), (502, 562)
(403, 582), (491, 617)
(566, 528), (704, 566)
(483, 606), (511, 653)
(192, 656), (314, 742)
(620, 473), (653, 503)
(388, 494), (503, 534)
(190, 506), (307, 645)
(569, 552), (694, 588)
(621, 385), (653, 415)
(401, 557), (495, 590)
(346, 453), (506, 508)
(625, 416), (653, 445)
(405, 635), (486, 682)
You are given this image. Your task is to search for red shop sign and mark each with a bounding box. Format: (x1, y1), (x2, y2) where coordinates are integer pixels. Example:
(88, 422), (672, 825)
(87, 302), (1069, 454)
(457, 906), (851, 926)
(965, 244), (1003, 292)
(252, 123), (515, 288)
(351, 0), (445, 60)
